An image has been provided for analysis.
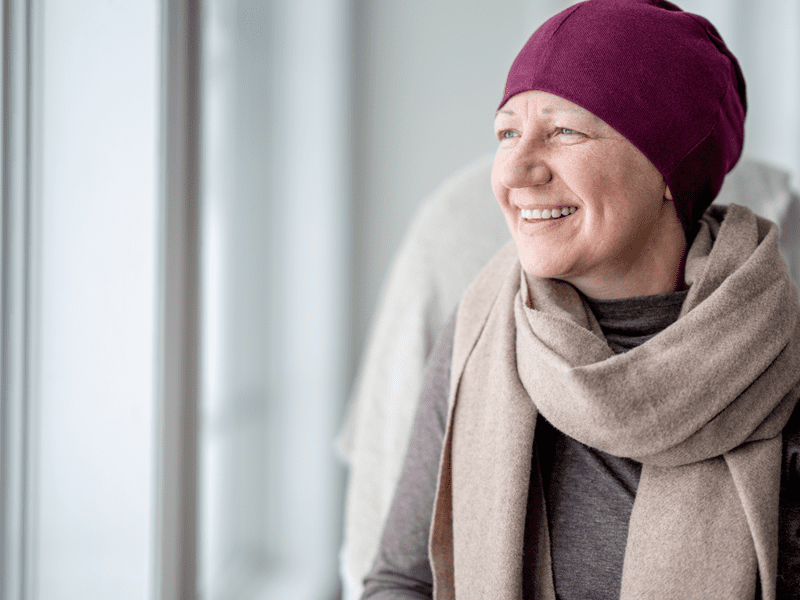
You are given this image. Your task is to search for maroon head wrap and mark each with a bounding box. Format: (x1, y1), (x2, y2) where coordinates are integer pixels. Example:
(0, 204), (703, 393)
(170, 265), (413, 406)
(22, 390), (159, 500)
(499, 0), (747, 235)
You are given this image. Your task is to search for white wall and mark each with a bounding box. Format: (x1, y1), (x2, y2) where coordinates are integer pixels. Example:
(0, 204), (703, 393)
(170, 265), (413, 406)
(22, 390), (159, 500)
(679, 0), (800, 189)
(349, 0), (551, 371)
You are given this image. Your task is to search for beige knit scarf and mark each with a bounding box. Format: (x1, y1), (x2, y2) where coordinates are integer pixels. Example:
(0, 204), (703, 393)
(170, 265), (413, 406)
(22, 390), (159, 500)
(429, 204), (800, 600)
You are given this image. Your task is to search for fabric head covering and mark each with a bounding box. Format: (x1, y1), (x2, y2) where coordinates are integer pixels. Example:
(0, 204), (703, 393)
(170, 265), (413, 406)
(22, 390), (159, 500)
(499, 0), (747, 236)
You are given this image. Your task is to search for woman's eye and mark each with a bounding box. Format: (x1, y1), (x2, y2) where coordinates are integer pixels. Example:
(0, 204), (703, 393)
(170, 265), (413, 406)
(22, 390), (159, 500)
(560, 128), (576, 135)
(499, 130), (519, 140)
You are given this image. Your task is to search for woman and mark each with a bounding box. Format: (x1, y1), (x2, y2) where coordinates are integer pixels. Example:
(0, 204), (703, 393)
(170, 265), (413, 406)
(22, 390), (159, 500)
(362, 1), (800, 598)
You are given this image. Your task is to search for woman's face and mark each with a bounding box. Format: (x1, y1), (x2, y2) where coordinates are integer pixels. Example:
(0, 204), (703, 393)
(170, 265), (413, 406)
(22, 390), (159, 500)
(492, 90), (685, 299)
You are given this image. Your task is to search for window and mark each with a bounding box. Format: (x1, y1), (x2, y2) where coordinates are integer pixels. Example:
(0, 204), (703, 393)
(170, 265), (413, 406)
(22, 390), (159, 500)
(1, 1), (347, 598)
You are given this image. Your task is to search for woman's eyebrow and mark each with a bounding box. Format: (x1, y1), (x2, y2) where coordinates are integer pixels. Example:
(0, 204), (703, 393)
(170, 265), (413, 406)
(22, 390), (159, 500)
(542, 105), (602, 125)
(495, 105), (601, 125)
(495, 108), (514, 117)
(495, 106), (583, 116)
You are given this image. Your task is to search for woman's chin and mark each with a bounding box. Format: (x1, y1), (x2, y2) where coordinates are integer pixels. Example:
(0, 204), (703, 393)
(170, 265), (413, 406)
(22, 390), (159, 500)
(518, 257), (573, 282)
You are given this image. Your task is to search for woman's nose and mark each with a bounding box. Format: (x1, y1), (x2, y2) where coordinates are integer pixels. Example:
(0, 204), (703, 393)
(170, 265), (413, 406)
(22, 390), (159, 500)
(501, 146), (552, 188)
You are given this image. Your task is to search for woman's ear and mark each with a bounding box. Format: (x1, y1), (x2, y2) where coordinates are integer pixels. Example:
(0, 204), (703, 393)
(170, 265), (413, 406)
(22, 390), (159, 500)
(665, 186), (673, 200)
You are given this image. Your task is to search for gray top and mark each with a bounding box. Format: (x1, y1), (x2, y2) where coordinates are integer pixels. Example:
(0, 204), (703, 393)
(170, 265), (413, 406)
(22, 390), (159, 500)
(361, 290), (800, 599)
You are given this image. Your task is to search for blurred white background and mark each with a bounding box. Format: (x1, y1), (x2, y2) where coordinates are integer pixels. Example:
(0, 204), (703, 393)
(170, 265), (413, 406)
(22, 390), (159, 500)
(0, 1), (797, 599)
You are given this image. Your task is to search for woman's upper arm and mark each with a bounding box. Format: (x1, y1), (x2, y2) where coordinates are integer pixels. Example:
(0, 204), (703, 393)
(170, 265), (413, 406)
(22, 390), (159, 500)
(361, 312), (456, 599)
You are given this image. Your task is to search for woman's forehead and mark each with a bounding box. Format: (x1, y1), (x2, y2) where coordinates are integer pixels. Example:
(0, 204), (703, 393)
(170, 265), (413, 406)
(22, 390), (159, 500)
(495, 91), (603, 123)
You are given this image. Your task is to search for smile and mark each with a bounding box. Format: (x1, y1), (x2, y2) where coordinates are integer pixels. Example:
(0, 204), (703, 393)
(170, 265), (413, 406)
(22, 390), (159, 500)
(521, 206), (578, 220)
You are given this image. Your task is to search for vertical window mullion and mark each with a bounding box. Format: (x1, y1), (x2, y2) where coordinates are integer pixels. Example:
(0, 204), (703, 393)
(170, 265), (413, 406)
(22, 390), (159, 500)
(1, 1), (33, 598)
(156, 0), (201, 598)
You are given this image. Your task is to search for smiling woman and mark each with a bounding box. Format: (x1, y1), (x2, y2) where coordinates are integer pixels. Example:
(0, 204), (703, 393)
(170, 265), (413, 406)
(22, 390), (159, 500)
(492, 91), (685, 299)
(360, 1), (800, 599)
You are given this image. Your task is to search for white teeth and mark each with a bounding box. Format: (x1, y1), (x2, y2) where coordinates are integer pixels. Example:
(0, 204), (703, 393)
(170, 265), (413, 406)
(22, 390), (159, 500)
(521, 207), (578, 220)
